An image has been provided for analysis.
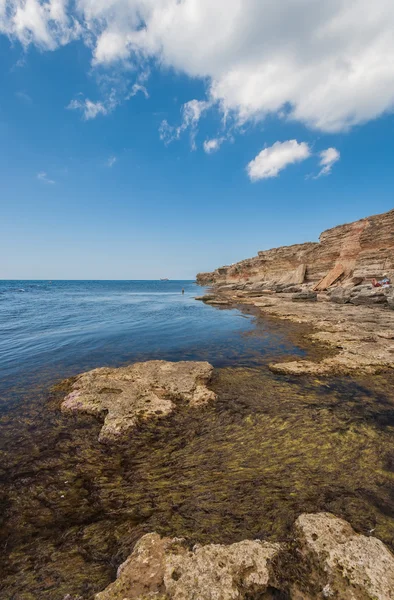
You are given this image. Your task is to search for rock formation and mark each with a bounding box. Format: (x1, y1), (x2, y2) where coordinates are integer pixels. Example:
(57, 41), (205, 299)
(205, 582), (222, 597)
(292, 513), (394, 599)
(96, 533), (281, 600)
(195, 208), (394, 375)
(197, 208), (394, 288)
(93, 513), (394, 600)
(61, 361), (216, 443)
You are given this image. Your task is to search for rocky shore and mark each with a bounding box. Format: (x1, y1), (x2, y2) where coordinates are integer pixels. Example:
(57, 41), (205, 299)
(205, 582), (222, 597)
(75, 512), (394, 599)
(197, 208), (394, 375)
(3, 209), (394, 600)
(61, 361), (216, 443)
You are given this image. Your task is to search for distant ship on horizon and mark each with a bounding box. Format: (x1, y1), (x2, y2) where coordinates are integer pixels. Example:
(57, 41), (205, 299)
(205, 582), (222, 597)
(159, 278), (169, 281)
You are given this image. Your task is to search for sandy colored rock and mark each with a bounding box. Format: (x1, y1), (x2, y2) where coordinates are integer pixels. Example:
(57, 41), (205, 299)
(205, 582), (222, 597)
(202, 284), (394, 375)
(164, 540), (281, 600)
(61, 361), (216, 443)
(95, 533), (172, 600)
(95, 532), (282, 600)
(197, 208), (394, 287)
(313, 263), (344, 291)
(293, 512), (394, 599)
(94, 514), (394, 600)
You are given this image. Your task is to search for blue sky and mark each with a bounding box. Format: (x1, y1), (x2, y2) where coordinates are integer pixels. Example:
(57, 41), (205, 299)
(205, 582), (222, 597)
(1, 0), (394, 279)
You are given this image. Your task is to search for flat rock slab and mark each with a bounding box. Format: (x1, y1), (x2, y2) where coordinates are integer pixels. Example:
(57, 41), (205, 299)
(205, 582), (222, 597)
(61, 361), (216, 443)
(313, 264), (345, 291)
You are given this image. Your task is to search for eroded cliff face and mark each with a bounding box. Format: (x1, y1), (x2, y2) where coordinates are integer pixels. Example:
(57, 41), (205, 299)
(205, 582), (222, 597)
(197, 209), (394, 286)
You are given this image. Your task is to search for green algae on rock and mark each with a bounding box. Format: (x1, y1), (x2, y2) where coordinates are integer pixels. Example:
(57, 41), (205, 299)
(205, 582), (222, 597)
(2, 366), (394, 599)
(93, 513), (394, 600)
(61, 361), (216, 443)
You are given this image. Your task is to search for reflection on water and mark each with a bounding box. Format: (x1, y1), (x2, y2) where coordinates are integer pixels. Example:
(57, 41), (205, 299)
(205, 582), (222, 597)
(1, 282), (394, 599)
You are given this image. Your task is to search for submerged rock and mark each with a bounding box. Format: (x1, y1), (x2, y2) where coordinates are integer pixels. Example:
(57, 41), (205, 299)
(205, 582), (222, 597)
(95, 514), (394, 600)
(61, 361), (216, 443)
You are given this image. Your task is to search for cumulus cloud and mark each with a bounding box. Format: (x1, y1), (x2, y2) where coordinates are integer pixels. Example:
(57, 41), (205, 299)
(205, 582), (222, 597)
(37, 171), (55, 184)
(2, 1), (394, 134)
(0, 0), (79, 49)
(203, 138), (224, 154)
(316, 147), (340, 177)
(247, 140), (311, 181)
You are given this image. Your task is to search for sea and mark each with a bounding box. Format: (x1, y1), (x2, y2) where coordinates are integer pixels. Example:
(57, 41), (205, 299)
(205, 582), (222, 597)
(0, 280), (304, 403)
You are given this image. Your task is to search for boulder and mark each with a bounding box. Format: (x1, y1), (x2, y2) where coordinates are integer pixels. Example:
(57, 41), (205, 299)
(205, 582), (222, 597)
(292, 291), (317, 302)
(282, 285), (302, 294)
(61, 361), (216, 443)
(95, 533), (282, 600)
(349, 289), (388, 306)
(329, 287), (352, 304)
(293, 512), (394, 600)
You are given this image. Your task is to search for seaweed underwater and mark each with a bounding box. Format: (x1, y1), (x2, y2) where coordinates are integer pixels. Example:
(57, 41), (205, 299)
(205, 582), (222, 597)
(1, 357), (394, 599)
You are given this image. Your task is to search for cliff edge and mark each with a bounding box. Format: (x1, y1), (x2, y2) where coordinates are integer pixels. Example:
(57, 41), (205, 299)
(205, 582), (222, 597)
(197, 208), (394, 287)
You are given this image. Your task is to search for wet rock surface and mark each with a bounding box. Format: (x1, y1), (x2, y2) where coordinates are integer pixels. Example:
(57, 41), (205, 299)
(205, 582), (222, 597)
(2, 366), (394, 599)
(207, 286), (394, 375)
(94, 513), (394, 600)
(61, 361), (216, 443)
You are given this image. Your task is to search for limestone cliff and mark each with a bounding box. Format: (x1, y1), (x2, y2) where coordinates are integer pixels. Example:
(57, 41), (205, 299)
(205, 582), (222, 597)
(197, 208), (394, 286)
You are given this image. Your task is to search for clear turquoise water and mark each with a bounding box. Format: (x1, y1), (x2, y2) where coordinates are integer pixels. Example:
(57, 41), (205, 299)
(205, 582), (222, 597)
(0, 280), (304, 402)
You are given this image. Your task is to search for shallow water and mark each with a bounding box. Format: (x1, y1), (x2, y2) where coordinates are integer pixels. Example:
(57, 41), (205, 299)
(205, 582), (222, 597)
(0, 280), (305, 404)
(1, 282), (394, 599)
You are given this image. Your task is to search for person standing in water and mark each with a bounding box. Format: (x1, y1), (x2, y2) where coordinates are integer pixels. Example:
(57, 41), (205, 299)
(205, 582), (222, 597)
(182, 288), (184, 295)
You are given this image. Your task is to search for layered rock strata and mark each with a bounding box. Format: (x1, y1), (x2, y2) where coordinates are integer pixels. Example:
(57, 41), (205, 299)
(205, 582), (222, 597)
(197, 208), (394, 288)
(196, 208), (394, 375)
(94, 513), (394, 600)
(61, 361), (216, 443)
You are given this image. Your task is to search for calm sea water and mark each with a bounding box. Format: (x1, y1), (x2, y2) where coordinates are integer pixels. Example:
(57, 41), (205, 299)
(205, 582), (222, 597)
(0, 280), (304, 403)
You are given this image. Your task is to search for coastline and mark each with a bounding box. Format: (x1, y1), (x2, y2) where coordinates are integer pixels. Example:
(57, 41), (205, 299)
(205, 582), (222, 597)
(2, 231), (394, 598)
(2, 294), (394, 598)
(197, 283), (394, 376)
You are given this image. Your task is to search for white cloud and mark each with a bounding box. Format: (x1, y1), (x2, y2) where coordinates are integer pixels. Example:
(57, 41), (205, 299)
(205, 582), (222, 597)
(2, 1), (394, 134)
(106, 155), (117, 167)
(203, 138), (224, 154)
(129, 83), (149, 99)
(37, 171), (55, 184)
(67, 97), (113, 120)
(247, 140), (311, 181)
(1, 0), (79, 49)
(316, 147), (340, 177)
(160, 99), (209, 149)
